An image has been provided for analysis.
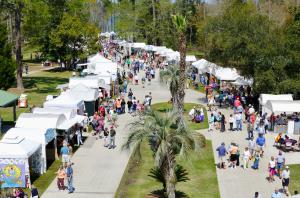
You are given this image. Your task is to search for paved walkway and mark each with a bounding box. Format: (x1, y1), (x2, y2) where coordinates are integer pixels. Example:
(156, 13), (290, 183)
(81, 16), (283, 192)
(42, 69), (299, 198)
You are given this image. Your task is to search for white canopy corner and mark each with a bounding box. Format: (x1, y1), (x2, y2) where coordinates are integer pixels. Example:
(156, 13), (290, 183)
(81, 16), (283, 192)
(265, 100), (300, 114)
(186, 55), (197, 62)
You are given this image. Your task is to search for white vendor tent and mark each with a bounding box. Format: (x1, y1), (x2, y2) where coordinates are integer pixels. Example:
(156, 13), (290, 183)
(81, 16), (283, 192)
(67, 84), (99, 101)
(31, 107), (85, 130)
(88, 53), (112, 63)
(0, 136), (42, 188)
(16, 113), (67, 129)
(69, 76), (100, 89)
(215, 67), (240, 81)
(186, 55), (197, 62)
(231, 77), (253, 86)
(192, 59), (214, 74)
(132, 42), (146, 49)
(265, 100), (300, 114)
(3, 128), (56, 173)
(32, 107), (77, 120)
(44, 94), (85, 114)
(259, 94), (293, 114)
(86, 62), (118, 75)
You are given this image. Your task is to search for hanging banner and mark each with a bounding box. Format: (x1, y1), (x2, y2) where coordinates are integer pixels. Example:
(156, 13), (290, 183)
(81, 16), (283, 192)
(0, 163), (26, 188)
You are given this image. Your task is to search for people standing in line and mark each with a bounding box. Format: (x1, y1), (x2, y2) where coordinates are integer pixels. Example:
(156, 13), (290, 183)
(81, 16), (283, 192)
(56, 165), (66, 190)
(216, 142), (227, 169)
(66, 162), (75, 194)
(109, 126), (116, 149)
(282, 166), (290, 196)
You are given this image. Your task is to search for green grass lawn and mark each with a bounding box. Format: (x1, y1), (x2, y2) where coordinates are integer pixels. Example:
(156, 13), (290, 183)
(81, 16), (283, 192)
(116, 140), (219, 198)
(0, 70), (72, 122)
(151, 102), (208, 130)
(288, 164), (300, 194)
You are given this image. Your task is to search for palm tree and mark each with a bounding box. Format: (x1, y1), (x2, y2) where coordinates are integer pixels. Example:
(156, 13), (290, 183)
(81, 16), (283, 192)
(123, 110), (203, 198)
(172, 14), (187, 125)
(159, 65), (180, 109)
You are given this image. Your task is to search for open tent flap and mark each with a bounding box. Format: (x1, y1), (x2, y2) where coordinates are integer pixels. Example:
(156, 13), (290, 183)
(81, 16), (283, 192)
(259, 94), (293, 106)
(16, 113), (67, 129)
(57, 115), (85, 130)
(32, 107), (77, 120)
(215, 67), (240, 81)
(265, 100), (300, 114)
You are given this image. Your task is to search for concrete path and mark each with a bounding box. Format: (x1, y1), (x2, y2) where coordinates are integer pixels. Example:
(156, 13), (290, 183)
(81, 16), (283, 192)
(42, 69), (299, 198)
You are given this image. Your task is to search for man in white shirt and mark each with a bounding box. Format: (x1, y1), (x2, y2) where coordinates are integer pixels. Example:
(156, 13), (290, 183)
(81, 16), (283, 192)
(235, 113), (243, 131)
(282, 166), (290, 196)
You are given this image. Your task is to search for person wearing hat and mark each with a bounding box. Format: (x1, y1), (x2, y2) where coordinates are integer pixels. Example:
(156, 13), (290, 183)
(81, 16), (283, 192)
(216, 142), (227, 169)
(282, 165), (290, 196)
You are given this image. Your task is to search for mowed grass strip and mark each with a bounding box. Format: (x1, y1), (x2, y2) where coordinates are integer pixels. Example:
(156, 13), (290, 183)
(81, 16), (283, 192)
(116, 140), (219, 198)
(151, 102), (208, 131)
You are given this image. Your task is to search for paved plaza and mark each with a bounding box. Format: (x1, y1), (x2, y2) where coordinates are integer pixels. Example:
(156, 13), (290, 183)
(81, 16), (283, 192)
(42, 70), (300, 198)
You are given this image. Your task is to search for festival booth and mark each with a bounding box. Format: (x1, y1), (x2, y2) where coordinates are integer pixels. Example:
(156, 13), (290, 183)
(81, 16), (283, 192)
(0, 136), (42, 188)
(69, 76), (100, 89)
(66, 84), (99, 116)
(3, 128), (56, 173)
(264, 100), (300, 135)
(88, 53), (112, 63)
(259, 94), (293, 114)
(192, 59), (217, 74)
(43, 93), (85, 115)
(186, 55), (197, 63)
(215, 67), (240, 81)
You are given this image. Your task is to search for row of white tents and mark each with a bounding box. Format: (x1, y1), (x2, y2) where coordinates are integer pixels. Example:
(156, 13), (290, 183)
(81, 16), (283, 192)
(0, 53), (115, 188)
(192, 58), (253, 85)
(116, 41), (197, 63)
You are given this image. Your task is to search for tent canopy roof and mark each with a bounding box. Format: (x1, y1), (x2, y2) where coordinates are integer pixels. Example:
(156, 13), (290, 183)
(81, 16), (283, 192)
(44, 92), (85, 110)
(215, 67), (240, 81)
(67, 84), (99, 101)
(32, 107), (76, 120)
(0, 136), (41, 158)
(4, 128), (55, 145)
(259, 94), (293, 106)
(0, 90), (19, 107)
(186, 55), (197, 62)
(265, 100), (300, 114)
(16, 113), (67, 129)
(88, 53), (112, 63)
(69, 76), (100, 89)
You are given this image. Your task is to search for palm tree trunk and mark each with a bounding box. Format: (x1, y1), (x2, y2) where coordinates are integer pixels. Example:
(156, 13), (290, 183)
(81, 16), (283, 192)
(15, 4), (23, 90)
(177, 31), (186, 125)
(164, 148), (176, 198)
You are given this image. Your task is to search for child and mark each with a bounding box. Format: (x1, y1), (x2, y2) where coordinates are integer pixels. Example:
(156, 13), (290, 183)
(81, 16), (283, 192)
(229, 114), (234, 131)
(251, 152), (260, 170)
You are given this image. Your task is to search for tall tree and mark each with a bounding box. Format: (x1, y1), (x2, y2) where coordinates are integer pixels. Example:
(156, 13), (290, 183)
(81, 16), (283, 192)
(0, 22), (16, 90)
(172, 14), (187, 125)
(123, 110), (203, 198)
(0, 0), (24, 90)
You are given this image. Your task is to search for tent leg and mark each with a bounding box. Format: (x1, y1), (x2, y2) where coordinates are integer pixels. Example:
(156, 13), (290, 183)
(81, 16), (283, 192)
(13, 101), (17, 122)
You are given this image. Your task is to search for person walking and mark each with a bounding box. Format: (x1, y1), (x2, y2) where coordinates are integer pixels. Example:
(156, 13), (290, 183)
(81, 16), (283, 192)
(242, 147), (251, 169)
(103, 127), (109, 147)
(60, 143), (70, 164)
(66, 162), (75, 193)
(282, 166), (290, 196)
(268, 156), (276, 182)
(276, 151), (285, 179)
(109, 127), (116, 149)
(229, 114), (234, 131)
(256, 134), (266, 158)
(216, 142), (227, 169)
(56, 165), (66, 190)
(75, 125), (83, 146)
(208, 113), (215, 132)
(220, 114), (226, 132)
(271, 188), (283, 198)
(235, 112), (243, 131)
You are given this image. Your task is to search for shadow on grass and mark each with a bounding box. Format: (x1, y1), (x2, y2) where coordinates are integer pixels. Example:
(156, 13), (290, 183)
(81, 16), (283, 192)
(23, 76), (69, 94)
(149, 189), (188, 198)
